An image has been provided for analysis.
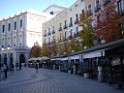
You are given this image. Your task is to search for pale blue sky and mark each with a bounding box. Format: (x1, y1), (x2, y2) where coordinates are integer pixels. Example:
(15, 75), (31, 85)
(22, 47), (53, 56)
(0, 0), (76, 18)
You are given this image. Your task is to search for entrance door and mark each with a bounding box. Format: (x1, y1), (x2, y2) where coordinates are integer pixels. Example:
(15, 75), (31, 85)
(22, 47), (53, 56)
(19, 54), (26, 70)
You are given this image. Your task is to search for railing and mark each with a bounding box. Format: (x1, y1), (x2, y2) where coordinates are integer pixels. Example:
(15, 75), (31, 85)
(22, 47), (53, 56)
(63, 25), (67, 29)
(58, 27), (62, 31)
(69, 23), (73, 27)
(52, 30), (55, 34)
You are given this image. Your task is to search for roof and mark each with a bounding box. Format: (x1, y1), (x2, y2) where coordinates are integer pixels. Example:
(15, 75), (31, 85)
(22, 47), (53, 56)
(71, 38), (124, 56)
(43, 4), (66, 12)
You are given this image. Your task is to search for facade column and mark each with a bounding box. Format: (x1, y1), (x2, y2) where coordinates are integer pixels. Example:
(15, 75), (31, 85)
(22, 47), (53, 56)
(73, 65), (76, 74)
(98, 66), (103, 82)
(59, 64), (61, 71)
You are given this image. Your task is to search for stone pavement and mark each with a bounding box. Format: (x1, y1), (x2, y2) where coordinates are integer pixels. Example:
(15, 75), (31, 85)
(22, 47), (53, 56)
(0, 67), (124, 93)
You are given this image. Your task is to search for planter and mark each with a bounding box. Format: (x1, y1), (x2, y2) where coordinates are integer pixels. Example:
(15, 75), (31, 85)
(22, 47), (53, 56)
(53, 65), (55, 70)
(68, 70), (71, 74)
(84, 73), (89, 78)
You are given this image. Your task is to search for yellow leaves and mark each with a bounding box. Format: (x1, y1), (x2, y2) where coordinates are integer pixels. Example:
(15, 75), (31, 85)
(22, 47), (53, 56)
(41, 43), (49, 56)
(78, 11), (96, 47)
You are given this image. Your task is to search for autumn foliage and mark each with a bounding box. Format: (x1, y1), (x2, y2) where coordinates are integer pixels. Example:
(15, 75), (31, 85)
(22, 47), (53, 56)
(96, 2), (122, 43)
(30, 42), (42, 57)
(78, 11), (97, 48)
(41, 43), (49, 56)
(51, 40), (58, 56)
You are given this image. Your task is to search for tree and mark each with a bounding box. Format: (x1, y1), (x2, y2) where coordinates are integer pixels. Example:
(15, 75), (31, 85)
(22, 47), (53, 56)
(96, 2), (122, 43)
(66, 36), (82, 55)
(78, 11), (97, 48)
(41, 43), (49, 56)
(30, 42), (42, 57)
(51, 40), (58, 56)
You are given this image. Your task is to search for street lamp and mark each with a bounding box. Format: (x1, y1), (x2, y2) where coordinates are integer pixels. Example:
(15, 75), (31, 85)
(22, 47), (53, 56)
(1, 48), (4, 51)
(7, 47), (10, 50)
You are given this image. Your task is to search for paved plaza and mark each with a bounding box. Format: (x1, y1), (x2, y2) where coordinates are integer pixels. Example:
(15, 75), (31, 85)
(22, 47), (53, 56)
(0, 67), (124, 93)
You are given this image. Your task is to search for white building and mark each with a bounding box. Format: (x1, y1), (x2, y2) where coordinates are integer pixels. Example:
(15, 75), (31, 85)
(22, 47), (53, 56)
(0, 9), (53, 65)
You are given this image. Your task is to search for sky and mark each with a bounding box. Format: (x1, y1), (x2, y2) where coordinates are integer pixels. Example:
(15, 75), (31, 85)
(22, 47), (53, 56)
(0, 0), (77, 18)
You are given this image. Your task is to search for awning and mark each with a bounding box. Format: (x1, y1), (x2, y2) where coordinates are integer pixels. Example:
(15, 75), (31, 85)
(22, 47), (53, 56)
(61, 57), (68, 61)
(28, 57), (37, 61)
(70, 55), (79, 60)
(51, 58), (61, 60)
(83, 50), (105, 58)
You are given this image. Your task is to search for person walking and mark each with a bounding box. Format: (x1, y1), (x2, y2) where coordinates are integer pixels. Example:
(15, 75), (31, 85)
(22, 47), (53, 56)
(0, 65), (2, 81)
(1, 64), (5, 80)
(3, 63), (7, 79)
(35, 63), (38, 73)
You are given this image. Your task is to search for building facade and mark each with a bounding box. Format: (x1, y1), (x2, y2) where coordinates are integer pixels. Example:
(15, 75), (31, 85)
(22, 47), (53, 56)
(42, 0), (85, 55)
(0, 9), (52, 65)
(42, 0), (124, 55)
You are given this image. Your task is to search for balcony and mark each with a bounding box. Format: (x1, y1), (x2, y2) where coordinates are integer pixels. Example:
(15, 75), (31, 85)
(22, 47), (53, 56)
(95, 4), (101, 12)
(69, 23), (73, 27)
(103, 0), (111, 6)
(63, 25), (67, 29)
(52, 30), (55, 34)
(74, 19), (78, 24)
(58, 27), (62, 31)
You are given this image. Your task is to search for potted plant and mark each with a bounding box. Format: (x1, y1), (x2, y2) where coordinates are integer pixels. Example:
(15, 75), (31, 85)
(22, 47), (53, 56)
(83, 69), (89, 78)
(68, 67), (72, 74)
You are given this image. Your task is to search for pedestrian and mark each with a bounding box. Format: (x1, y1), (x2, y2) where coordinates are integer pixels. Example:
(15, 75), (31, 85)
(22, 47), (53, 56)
(0, 65), (2, 81)
(35, 63), (38, 73)
(3, 63), (7, 79)
(1, 64), (5, 80)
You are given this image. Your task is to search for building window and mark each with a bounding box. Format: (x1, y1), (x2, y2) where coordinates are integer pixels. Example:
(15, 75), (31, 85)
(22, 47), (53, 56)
(65, 31), (67, 39)
(75, 14), (78, 24)
(2, 25), (5, 33)
(69, 29), (73, 39)
(64, 20), (67, 29)
(76, 26), (79, 35)
(48, 37), (50, 44)
(58, 23), (62, 31)
(95, 0), (101, 12)
(20, 20), (22, 28)
(69, 17), (73, 27)
(88, 4), (92, 16)
(14, 22), (17, 30)
(2, 45), (4, 48)
(117, 0), (123, 15)
(52, 26), (55, 33)
(48, 28), (51, 35)
(50, 11), (54, 15)
(65, 20), (67, 26)
(8, 45), (10, 47)
(8, 23), (11, 31)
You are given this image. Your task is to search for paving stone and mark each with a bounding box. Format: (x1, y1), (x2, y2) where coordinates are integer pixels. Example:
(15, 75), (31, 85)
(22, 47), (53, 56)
(0, 67), (124, 93)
